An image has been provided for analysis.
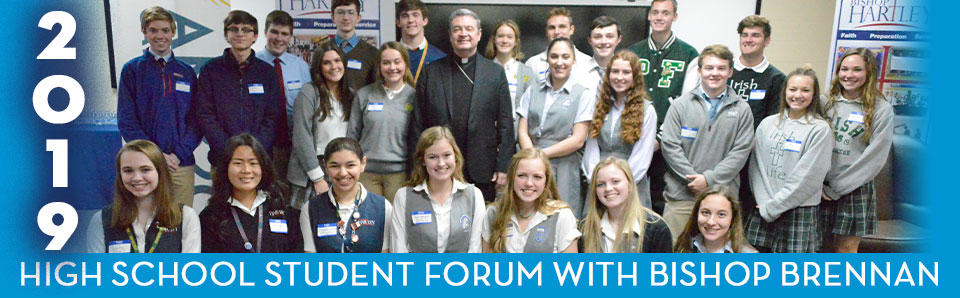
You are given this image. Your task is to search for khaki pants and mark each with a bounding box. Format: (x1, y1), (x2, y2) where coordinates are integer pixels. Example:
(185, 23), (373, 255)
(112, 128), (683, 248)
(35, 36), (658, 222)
(663, 199), (696, 243)
(359, 172), (408, 202)
(170, 165), (195, 207)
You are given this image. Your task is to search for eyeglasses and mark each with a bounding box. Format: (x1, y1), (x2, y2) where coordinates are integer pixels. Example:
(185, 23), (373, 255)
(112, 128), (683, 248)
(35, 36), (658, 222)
(226, 27), (255, 34)
(334, 9), (357, 16)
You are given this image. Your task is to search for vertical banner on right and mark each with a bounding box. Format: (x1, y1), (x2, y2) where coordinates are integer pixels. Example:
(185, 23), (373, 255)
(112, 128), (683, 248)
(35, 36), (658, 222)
(827, 0), (928, 141)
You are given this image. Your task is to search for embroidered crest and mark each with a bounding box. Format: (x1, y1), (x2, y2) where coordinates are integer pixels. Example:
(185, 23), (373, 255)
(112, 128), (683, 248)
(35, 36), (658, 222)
(459, 215), (472, 233)
(535, 226), (546, 242)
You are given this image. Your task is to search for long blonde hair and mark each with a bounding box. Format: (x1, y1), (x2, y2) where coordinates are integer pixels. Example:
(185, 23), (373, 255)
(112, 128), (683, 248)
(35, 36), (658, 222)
(826, 47), (886, 144)
(590, 51), (648, 144)
(489, 148), (569, 253)
(581, 157), (662, 253)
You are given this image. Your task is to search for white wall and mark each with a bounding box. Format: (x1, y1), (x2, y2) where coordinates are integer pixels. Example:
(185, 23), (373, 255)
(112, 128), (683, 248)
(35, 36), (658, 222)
(671, 0), (757, 56)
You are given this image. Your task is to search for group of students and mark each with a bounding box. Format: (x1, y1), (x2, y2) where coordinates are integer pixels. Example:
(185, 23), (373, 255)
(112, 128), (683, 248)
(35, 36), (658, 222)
(90, 0), (893, 254)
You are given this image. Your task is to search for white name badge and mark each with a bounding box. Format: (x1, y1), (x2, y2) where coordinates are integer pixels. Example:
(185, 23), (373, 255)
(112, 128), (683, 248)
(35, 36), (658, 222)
(317, 223), (338, 238)
(347, 59), (362, 70)
(368, 102), (384, 112)
(108, 240), (132, 253)
(847, 111), (865, 124)
(286, 80), (302, 90)
(749, 89), (766, 100)
(269, 219), (288, 234)
(175, 81), (190, 93)
(248, 83), (265, 94)
(681, 126), (698, 139)
(784, 139), (803, 152)
(411, 211), (433, 225)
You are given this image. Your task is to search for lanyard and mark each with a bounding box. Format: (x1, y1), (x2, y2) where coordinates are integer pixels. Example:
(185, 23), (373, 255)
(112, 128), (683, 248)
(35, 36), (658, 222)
(413, 42), (429, 86)
(230, 205), (264, 253)
(333, 189), (363, 252)
(126, 224), (164, 253)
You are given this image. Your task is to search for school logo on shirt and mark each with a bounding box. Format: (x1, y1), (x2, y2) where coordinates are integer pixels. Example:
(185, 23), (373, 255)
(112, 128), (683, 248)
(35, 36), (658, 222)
(357, 219), (376, 226)
(534, 226), (546, 242)
(459, 215), (472, 233)
(268, 210), (285, 217)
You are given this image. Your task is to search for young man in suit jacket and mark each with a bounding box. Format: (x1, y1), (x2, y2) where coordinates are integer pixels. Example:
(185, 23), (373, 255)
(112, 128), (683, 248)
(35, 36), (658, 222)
(410, 9), (515, 202)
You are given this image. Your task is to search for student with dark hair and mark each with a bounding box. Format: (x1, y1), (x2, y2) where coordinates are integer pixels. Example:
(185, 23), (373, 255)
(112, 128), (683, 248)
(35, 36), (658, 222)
(199, 134), (302, 253)
(820, 48), (894, 253)
(390, 126), (486, 253)
(396, 0), (445, 85)
(524, 7), (591, 82)
(288, 40), (354, 209)
(331, 0), (377, 91)
(298, 137), (392, 253)
(746, 65), (832, 253)
(674, 185), (756, 253)
(86, 140), (201, 253)
(348, 42), (416, 201)
(117, 6), (200, 207)
(660, 45), (754, 241)
(256, 10), (312, 184)
(516, 37), (595, 217)
(411, 9), (515, 203)
(583, 16), (623, 92)
(196, 10), (284, 170)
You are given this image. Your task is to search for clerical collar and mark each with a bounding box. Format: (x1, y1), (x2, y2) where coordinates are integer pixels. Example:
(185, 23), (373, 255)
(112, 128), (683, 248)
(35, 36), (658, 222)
(455, 53), (477, 66)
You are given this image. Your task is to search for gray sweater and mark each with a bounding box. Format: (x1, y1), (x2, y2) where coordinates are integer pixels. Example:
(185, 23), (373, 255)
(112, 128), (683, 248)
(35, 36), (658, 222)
(819, 95), (894, 198)
(347, 83), (415, 174)
(661, 87), (755, 201)
(750, 114), (833, 222)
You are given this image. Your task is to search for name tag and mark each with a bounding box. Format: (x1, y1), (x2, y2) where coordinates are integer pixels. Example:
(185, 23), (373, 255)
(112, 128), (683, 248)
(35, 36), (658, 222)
(317, 223), (338, 238)
(269, 219), (288, 234)
(248, 83), (264, 94)
(681, 126), (698, 139)
(784, 139), (803, 153)
(286, 80), (302, 90)
(411, 211), (432, 225)
(175, 81), (190, 93)
(368, 102), (384, 112)
(108, 240), (131, 253)
(347, 59), (362, 70)
(847, 111), (865, 124)
(749, 89), (766, 100)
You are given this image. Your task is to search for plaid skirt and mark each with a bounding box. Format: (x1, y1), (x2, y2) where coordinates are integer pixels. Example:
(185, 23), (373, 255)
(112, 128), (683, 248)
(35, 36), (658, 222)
(819, 181), (877, 236)
(745, 205), (820, 253)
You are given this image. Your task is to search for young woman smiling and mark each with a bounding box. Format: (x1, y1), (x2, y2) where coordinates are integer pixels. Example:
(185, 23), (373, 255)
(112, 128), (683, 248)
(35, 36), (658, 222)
(348, 42), (416, 202)
(674, 185), (756, 253)
(483, 148), (581, 253)
(86, 140), (200, 253)
(390, 126), (486, 253)
(745, 65), (833, 253)
(516, 37), (595, 218)
(580, 157), (671, 253)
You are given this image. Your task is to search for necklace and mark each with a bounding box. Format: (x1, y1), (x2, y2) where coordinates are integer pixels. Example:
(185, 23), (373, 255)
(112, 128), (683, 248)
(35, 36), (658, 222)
(517, 208), (535, 219)
(455, 62), (474, 85)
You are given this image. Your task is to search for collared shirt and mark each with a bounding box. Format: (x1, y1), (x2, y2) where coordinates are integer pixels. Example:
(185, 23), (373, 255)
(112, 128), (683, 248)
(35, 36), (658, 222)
(390, 180), (486, 253)
(298, 184), (394, 252)
(581, 56), (605, 93)
(481, 205), (580, 253)
(734, 55), (771, 73)
(148, 48), (172, 63)
(600, 211), (644, 253)
(692, 234), (734, 253)
(494, 57), (521, 101)
(256, 50), (312, 123)
(228, 190), (269, 216)
(700, 85), (729, 121)
(334, 33), (361, 53)
(382, 84), (407, 100)
(84, 205), (202, 253)
(517, 76), (596, 134)
(401, 38), (428, 51)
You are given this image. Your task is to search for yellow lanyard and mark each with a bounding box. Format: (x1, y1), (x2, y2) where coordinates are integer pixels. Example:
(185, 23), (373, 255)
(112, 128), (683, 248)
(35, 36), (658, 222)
(125, 225), (165, 253)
